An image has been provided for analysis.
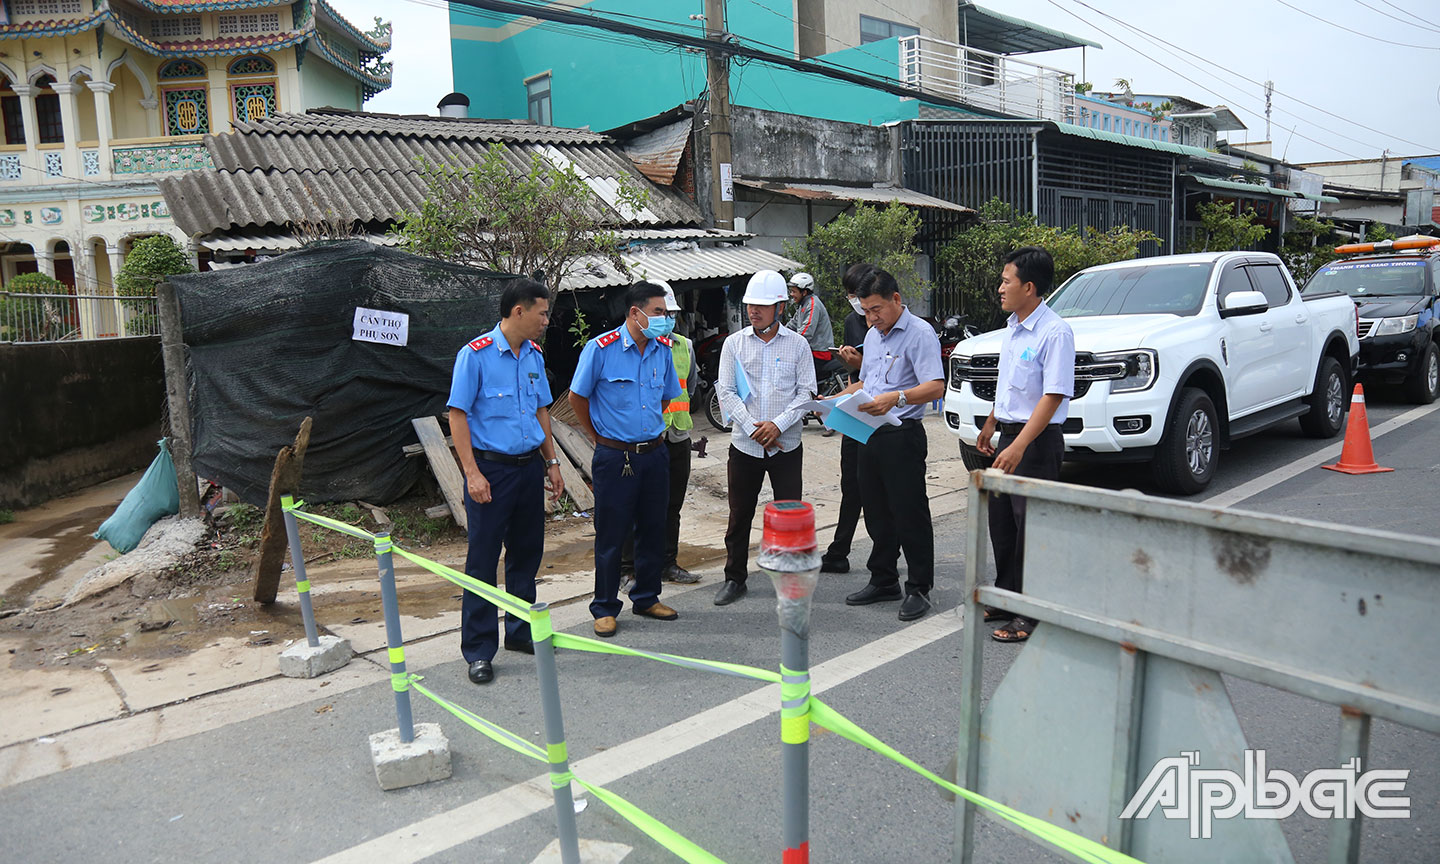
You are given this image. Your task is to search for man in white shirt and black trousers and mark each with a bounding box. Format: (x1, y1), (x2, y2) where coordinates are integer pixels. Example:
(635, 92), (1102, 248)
(977, 246), (1075, 643)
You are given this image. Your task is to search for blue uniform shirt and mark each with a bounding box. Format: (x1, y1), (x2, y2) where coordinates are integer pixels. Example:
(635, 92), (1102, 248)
(994, 301), (1075, 424)
(570, 325), (682, 443)
(858, 307), (945, 421)
(446, 325), (553, 456)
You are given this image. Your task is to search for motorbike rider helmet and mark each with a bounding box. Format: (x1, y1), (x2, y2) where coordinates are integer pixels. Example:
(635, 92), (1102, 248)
(787, 272), (815, 294)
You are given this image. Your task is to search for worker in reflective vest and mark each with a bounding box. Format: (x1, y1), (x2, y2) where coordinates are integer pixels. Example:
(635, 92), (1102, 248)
(622, 282), (701, 585)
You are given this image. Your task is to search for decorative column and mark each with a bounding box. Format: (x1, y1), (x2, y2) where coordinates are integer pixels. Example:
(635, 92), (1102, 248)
(77, 243), (98, 338)
(51, 81), (81, 178)
(34, 249), (55, 278)
(108, 244), (125, 335)
(11, 84), (39, 179)
(87, 80), (115, 180)
(139, 96), (161, 139)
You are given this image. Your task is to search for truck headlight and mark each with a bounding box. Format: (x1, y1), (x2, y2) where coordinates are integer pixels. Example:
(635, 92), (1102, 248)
(1372, 315), (1419, 337)
(949, 354), (970, 389)
(1092, 350), (1158, 393)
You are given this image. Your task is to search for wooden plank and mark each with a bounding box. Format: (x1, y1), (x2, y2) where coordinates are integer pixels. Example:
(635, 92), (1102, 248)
(157, 282), (201, 518)
(425, 504), (451, 519)
(549, 418), (595, 483)
(412, 416), (468, 530)
(252, 416), (312, 604)
(552, 448), (594, 512)
(403, 436), (451, 457)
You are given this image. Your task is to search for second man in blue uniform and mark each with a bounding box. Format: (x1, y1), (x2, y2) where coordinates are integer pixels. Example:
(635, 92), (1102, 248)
(568, 281), (683, 638)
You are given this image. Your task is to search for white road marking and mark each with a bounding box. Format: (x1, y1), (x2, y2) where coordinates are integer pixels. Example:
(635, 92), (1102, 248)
(309, 611), (964, 864)
(1203, 402), (1440, 509)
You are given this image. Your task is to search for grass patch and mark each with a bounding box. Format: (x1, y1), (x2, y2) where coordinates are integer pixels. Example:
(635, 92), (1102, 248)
(0, 509), (13, 524)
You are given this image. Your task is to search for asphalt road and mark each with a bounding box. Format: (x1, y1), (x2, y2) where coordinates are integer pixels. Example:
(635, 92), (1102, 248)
(3, 391), (1437, 864)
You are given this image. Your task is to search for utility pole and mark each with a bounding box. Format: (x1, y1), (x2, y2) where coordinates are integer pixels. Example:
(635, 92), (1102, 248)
(704, 0), (734, 230)
(1263, 80), (1273, 142)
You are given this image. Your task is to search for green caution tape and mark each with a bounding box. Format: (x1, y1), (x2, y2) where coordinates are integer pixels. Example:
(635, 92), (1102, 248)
(547, 741), (568, 764)
(389, 546), (535, 619)
(388, 646), (405, 666)
(390, 672), (409, 692)
(295, 579), (310, 593)
(285, 506), (377, 542)
(806, 697), (1144, 864)
(406, 675), (725, 864)
(374, 536), (394, 555)
(531, 607), (553, 643)
(551, 633), (780, 683)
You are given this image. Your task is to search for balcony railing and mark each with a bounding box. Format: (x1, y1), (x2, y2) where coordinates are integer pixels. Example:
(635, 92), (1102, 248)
(0, 138), (211, 184)
(899, 35), (1077, 124)
(0, 291), (158, 342)
(112, 140), (213, 175)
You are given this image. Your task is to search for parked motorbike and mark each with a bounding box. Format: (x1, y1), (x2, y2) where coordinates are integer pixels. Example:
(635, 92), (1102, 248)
(937, 314), (980, 362)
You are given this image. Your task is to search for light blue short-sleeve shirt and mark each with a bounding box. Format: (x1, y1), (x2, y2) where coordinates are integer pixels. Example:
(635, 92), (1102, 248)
(858, 307), (945, 421)
(569, 325), (682, 443)
(994, 302), (1076, 424)
(446, 325), (553, 456)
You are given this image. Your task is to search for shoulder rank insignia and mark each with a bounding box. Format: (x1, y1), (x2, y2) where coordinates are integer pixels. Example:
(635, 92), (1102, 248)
(528, 339), (544, 353)
(468, 336), (493, 351)
(656, 335), (674, 347)
(597, 329), (622, 348)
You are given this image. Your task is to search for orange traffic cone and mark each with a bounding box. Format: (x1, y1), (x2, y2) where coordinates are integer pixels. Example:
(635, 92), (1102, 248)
(1322, 384), (1393, 475)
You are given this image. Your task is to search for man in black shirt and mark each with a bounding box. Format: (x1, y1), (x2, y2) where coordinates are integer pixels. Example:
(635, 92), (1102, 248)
(821, 263), (875, 573)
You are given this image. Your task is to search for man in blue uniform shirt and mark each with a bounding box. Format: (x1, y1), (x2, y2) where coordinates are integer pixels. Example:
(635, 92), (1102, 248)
(977, 246), (1074, 643)
(833, 267), (946, 622)
(447, 278), (566, 685)
(568, 281), (683, 638)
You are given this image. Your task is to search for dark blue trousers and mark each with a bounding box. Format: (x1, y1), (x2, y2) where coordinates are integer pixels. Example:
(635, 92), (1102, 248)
(461, 458), (542, 663)
(591, 444), (668, 619)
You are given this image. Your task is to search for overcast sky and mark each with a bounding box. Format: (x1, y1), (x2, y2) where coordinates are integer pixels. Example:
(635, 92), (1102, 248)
(336, 0), (1439, 165)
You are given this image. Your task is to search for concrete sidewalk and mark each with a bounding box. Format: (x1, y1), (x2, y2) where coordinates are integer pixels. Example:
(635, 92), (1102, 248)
(0, 417), (969, 789)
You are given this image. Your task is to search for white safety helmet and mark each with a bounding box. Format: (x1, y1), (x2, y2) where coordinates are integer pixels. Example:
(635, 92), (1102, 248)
(659, 281), (682, 313)
(788, 272), (815, 293)
(741, 270), (789, 305)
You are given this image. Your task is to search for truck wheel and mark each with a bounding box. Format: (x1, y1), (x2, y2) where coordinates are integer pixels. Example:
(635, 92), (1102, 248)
(1152, 388), (1218, 495)
(960, 442), (994, 472)
(1299, 356), (1348, 438)
(1405, 341), (1439, 405)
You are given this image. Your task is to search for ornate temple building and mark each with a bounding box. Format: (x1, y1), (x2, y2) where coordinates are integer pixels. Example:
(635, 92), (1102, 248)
(0, 0), (390, 336)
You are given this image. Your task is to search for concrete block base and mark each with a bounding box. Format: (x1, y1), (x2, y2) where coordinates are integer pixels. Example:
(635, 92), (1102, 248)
(529, 839), (632, 863)
(370, 722), (451, 791)
(278, 635), (353, 678)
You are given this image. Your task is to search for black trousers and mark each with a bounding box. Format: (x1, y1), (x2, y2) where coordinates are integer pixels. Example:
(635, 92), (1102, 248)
(857, 421), (934, 593)
(724, 444), (803, 584)
(460, 458), (542, 662)
(989, 425), (1065, 596)
(591, 445), (668, 619)
(824, 434), (862, 563)
(621, 438), (692, 572)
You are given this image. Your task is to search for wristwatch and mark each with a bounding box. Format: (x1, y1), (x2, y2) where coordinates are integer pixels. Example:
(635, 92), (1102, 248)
(545, 458), (561, 467)
(895, 390), (908, 407)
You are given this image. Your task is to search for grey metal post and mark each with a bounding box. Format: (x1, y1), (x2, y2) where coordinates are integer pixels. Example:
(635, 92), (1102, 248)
(374, 532), (414, 743)
(280, 494), (319, 648)
(780, 625), (810, 863)
(530, 602), (581, 864)
(953, 473), (989, 864)
(1328, 708), (1371, 864)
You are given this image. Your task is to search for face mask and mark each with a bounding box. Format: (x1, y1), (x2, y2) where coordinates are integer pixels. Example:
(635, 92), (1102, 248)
(848, 297), (863, 314)
(639, 311), (675, 339)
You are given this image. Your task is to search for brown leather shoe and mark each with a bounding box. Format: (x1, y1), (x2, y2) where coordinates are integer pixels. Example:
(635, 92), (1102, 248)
(634, 602), (679, 621)
(593, 616), (618, 638)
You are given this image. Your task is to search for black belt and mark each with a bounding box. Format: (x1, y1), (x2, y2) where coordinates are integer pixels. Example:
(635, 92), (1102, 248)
(476, 448), (540, 466)
(873, 418), (923, 432)
(595, 435), (666, 454)
(997, 422), (1060, 435)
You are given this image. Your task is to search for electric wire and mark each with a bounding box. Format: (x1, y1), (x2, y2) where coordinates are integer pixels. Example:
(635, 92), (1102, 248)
(1347, 0), (1440, 35)
(1271, 0), (1440, 50)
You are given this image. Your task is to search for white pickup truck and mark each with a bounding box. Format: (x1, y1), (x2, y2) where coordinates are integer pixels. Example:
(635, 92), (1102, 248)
(943, 252), (1360, 494)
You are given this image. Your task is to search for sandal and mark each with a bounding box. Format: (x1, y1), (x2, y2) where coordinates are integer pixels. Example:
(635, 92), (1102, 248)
(983, 606), (1013, 623)
(992, 617), (1036, 643)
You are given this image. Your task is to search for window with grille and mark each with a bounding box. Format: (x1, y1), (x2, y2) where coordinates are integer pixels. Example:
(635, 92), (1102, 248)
(12, 0), (84, 15)
(218, 12), (279, 34)
(2, 95), (23, 145)
(228, 56), (276, 76)
(859, 14), (918, 44)
(231, 83), (276, 123)
(151, 17), (202, 38)
(159, 59), (206, 80)
(164, 88), (209, 136)
(32, 76), (63, 144)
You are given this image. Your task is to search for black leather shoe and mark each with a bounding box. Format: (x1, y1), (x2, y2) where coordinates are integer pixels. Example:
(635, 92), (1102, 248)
(845, 583), (902, 605)
(467, 660), (494, 684)
(820, 557), (850, 574)
(663, 564), (701, 584)
(503, 638), (534, 655)
(713, 580), (748, 606)
(898, 592), (932, 622)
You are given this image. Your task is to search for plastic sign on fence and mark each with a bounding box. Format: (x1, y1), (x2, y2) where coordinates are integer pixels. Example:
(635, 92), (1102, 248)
(352, 306), (409, 346)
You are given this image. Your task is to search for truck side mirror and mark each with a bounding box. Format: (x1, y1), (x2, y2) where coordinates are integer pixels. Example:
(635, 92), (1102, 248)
(1219, 290), (1268, 318)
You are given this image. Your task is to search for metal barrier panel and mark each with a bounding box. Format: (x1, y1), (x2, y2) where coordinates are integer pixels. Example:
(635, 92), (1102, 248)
(955, 471), (1440, 864)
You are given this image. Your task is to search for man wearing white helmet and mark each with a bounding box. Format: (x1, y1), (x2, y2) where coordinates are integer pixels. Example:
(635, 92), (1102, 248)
(620, 282), (701, 586)
(713, 270), (818, 606)
(786, 271), (833, 352)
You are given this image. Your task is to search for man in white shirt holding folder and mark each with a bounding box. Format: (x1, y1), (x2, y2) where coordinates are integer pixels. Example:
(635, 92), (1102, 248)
(832, 267), (945, 621)
(713, 270), (817, 606)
